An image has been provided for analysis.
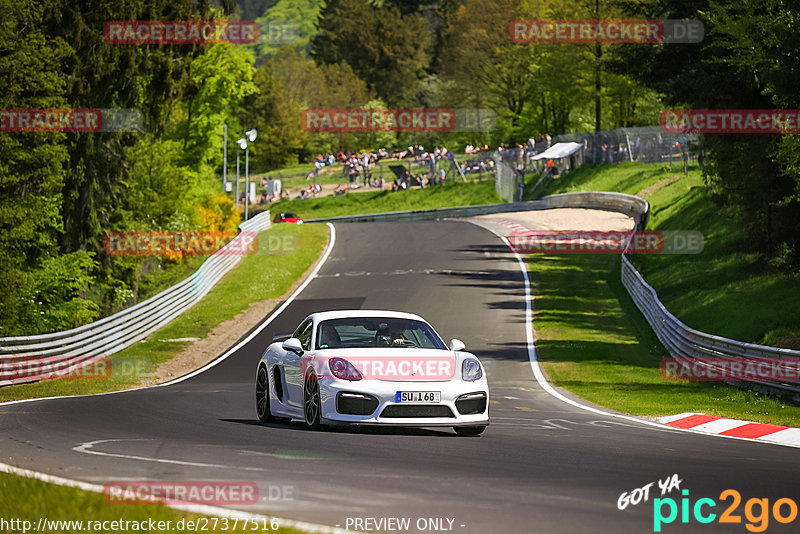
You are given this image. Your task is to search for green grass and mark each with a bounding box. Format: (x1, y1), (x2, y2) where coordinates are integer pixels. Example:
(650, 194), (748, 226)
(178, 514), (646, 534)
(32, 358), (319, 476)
(0, 223), (329, 403)
(530, 161), (800, 425)
(267, 180), (502, 220)
(529, 253), (800, 425)
(0, 472), (304, 534)
(547, 162), (800, 345)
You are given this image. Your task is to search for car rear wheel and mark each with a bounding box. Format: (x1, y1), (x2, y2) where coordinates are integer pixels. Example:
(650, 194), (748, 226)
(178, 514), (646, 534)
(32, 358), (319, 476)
(454, 425), (486, 436)
(304, 373), (323, 430)
(256, 365), (272, 423)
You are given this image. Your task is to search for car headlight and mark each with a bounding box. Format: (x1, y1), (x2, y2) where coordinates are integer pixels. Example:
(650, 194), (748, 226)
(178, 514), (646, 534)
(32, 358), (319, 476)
(462, 358), (482, 381)
(329, 357), (362, 381)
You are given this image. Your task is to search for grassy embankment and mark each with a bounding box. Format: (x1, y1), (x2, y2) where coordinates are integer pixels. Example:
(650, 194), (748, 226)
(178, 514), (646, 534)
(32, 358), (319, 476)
(528, 162), (800, 425)
(267, 179), (502, 220)
(0, 472), (305, 534)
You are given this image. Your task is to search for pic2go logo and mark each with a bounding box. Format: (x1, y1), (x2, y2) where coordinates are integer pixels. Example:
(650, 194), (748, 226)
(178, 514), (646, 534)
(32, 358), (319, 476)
(654, 489), (799, 532)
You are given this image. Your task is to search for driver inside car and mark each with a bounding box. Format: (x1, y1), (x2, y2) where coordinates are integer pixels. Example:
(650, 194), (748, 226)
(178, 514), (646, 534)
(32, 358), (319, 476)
(318, 326), (341, 349)
(376, 323), (406, 346)
(390, 329), (406, 345)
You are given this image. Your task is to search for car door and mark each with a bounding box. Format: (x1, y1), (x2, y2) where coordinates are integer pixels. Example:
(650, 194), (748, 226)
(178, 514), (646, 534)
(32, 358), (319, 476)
(284, 318), (313, 410)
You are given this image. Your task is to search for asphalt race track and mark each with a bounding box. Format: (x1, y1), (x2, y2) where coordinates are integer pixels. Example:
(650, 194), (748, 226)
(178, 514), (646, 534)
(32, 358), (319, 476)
(2, 220), (799, 533)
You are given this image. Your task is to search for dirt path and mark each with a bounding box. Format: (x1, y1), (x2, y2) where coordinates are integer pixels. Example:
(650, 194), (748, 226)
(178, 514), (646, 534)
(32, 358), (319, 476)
(476, 208), (635, 232)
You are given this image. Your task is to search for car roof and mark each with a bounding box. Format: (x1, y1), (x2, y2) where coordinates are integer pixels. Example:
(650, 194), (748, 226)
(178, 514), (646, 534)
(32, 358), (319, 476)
(309, 310), (426, 323)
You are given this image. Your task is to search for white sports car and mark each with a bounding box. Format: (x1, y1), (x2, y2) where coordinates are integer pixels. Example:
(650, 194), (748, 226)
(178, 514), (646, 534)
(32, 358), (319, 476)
(255, 310), (489, 436)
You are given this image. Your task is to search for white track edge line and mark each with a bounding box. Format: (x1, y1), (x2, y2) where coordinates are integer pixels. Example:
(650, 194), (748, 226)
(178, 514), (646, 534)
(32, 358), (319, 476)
(0, 461), (355, 534)
(469, 220), (800, 450)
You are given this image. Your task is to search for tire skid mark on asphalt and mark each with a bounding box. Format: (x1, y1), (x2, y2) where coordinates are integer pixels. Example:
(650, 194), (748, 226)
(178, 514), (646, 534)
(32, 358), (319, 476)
(315, 268), (492, 278)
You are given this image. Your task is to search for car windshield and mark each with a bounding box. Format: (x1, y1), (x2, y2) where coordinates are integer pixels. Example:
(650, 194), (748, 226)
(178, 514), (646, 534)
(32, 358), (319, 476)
(284, 213), (298, 218)
(315, 317), (447, 350)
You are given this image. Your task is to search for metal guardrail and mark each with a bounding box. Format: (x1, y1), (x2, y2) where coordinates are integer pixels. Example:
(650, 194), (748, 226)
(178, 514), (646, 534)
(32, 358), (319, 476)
(0, 212), (272, 386)
(306, 191), (649, 226)
(305, 202), (546, 224)
(621, 256), (800, 399)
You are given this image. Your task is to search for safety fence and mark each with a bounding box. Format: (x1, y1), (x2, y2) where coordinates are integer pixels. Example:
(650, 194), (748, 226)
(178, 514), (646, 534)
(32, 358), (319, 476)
(621, 256), (800, 399)
(551, 125), (699, 165)
(492, 150), (523, 202)
(0, 212), (273, 386)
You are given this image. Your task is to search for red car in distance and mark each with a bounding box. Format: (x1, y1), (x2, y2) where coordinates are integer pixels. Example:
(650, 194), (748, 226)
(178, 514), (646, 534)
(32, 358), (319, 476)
(273, 212), (303, 224)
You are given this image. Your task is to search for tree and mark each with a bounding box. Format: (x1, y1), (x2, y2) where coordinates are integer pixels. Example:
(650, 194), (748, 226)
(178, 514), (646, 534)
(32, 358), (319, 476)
(261, 47), (372, 158)
(311, 0), (431, 106)
(241, 66), (307, 169)
(175, 43), (257, 172)
(439, 0), (542, 137)
(251, 0), (325, 60)
(618, 0), (800, 265)
(44, 0), (237, 254)
(0, 0), (98, 334)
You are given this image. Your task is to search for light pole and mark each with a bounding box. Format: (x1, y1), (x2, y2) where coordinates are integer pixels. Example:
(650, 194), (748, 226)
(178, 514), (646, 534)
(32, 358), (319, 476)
(222, 124), (227, 193)
(239, 128), (257, 221)
(235, 143), (241, 208)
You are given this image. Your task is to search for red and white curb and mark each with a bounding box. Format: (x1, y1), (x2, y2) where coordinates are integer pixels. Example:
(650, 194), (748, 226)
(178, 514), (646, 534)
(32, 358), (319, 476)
(658, 413), (800, 446)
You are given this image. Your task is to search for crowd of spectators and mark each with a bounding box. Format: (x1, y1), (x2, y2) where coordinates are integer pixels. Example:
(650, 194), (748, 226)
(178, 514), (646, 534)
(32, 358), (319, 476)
(582, 133), (691, 164)
(250, 129), (689, 206)
(494, 133), (553, 175)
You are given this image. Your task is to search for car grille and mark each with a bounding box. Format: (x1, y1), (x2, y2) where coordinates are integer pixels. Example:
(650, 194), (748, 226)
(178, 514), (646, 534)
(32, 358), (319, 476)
(336, 392), (379, 416)
(380, 405), (455, 418)
(455, 392), (487, 415)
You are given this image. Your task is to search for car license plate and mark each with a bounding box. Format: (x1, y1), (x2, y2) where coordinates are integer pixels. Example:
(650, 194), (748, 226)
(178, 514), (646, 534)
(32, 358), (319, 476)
(396, 391), (440, 403)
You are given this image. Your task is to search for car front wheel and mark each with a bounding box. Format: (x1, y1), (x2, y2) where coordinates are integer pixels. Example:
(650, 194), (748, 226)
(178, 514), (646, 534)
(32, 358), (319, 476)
(303, 373), (323, 430)
(256, 365), (272, 423)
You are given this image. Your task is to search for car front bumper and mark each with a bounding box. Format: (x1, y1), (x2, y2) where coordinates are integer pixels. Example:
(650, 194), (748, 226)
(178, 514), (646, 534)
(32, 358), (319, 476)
(318, 378), (490, 427)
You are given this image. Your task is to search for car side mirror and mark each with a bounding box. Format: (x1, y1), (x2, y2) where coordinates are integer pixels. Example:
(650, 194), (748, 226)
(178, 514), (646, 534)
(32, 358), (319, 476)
(450, 338), (466, 352)
(282, 338), (304, 356)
